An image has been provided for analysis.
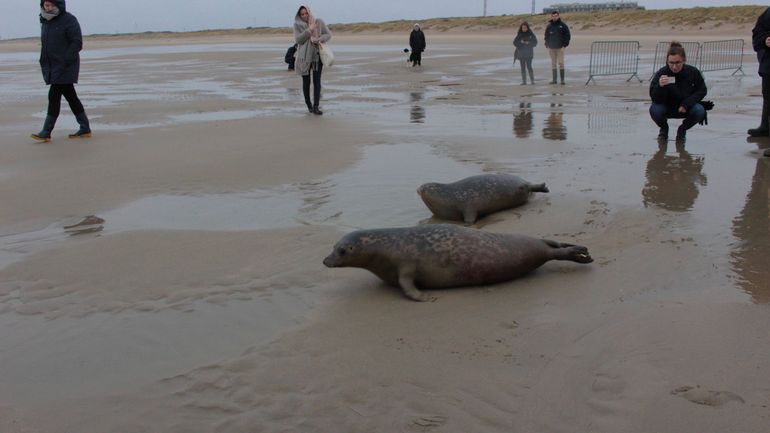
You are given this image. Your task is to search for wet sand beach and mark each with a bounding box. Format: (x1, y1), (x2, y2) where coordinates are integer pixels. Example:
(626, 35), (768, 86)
(1, 28), (769, 432)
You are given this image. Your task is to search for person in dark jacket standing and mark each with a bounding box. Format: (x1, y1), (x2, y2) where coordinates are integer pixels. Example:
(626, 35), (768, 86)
(544, 10), (570, 85)
(285, 44), (298, 71)
(32, 0), (91, 142)
(749, 8), (770, 151)
(513, 21), (537, 85)
(649, 42), (707, 144)
(409, 24), (426, 67)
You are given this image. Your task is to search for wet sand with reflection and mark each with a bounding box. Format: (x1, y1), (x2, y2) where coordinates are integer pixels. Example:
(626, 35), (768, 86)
(0, 32), (769, 432)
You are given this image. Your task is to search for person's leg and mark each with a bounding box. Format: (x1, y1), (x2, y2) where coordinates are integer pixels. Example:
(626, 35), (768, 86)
(519, 60), (527, 84)
(676, 103), (706, 141)
(749, 75), (770, 136)
(416, 51), (421, 66)
(526, 58), (535, 84)
(312, 63), (323, 115)
(649, 103), (670, 139)
(549, 49), (558, 84)
(61, 84), (91, 138)
(302, 74), (313, 112)
(31, 84), (63, 141)
(557, 48), (565, 84)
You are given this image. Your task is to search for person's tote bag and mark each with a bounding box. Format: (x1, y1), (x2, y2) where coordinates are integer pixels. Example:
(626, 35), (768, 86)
(319, 43), (334, 67)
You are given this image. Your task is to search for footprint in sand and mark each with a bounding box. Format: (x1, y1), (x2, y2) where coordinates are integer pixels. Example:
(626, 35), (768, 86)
(409, 415), (448, 431)
(63, 215), (105, 235)
(672, 385), (745, 406)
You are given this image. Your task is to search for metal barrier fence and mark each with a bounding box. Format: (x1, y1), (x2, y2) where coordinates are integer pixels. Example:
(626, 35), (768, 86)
(699, 39), (745, 75)
(586, 41), (642, 85)
(651, 40), (744, 78)
(651, 41), (701, 79)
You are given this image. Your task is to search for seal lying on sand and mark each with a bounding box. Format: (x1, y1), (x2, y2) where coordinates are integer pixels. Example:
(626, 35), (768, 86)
(417, 174), (549, 224)
(323, 224), (592, 301)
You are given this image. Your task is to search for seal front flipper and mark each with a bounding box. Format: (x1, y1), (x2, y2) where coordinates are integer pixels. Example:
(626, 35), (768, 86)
(398, 266), (435, 302)
(462, 208), (478, 225)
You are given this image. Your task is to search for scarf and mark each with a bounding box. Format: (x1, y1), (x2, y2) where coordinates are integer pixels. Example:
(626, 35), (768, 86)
(41, 6), (60, 21)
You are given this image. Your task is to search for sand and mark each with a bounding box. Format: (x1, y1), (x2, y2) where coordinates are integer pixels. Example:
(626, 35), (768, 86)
(1, 25), (769, 432)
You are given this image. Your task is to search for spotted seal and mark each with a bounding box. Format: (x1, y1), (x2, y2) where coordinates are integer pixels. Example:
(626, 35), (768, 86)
(417, 174), (549, 224)
(323, 224), (592, 301)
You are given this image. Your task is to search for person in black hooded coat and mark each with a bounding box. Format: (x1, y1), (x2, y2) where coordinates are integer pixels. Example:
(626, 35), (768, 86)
(409, 24), (426, 67)
(32, 0), (91, 142)
(749, 7), (770, 145)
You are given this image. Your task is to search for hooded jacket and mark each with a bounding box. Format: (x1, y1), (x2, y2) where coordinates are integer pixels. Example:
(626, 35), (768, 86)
(409, 26), (426, 53)
(39, 0), (82, 85)
(544, 18), (570, 49)
(752, 6), (770, 77)
(650, 63), (707, 111)
(293, 6), (331, 76)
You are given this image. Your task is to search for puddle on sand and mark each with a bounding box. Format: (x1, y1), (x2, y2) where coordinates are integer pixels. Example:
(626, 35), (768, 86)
(0, 143), (482, 270)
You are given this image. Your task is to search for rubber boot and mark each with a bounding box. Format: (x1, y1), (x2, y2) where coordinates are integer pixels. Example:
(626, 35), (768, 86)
(69, 111), (92, 138)
(748, 100), (770, 137)
(31, 115), (57, 142)
(560, 68), (566, 85)
(550, 69), (557, 84)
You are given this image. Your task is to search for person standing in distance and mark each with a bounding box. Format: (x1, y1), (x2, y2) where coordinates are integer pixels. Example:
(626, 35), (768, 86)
(294, 5), (331, 115)
(513, 21), (537, 85)
(409, 23), (426, 67)
(32, 0), (91, 142)
(544, 10), (570, 85)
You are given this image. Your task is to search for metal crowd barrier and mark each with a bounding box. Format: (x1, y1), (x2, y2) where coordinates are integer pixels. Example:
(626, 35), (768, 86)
(698, 39), (745, 75)
(586, 41), (642, 85)
(651, 41), (701, 79)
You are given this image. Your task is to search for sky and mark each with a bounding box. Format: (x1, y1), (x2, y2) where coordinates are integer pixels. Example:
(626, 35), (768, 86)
(1, 1), (763, 40)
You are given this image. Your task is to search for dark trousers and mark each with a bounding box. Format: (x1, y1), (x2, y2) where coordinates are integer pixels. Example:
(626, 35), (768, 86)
(519, 58), (534, 82)
(649, 103), (706, 131)
(763, 74), (770, 101)
(47, 83), (85, 118)
(411, 50), (422, 65)
(302, 63), (323, 109)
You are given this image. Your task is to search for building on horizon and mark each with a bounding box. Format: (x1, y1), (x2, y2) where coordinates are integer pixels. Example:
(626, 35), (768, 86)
(543, 2), (645, 14)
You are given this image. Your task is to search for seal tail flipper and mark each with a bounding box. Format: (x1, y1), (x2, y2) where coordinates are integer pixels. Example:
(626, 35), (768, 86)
(544, 239), (593, 263)
(529, 182), (549, 193)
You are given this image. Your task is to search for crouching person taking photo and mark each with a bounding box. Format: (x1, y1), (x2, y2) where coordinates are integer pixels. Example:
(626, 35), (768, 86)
(649, 42), (706, 144)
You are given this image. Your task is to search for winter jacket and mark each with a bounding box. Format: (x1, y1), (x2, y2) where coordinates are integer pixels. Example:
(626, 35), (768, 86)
(39, 0), (82, 85)
(513, 30), (538, 60)
(650, 64), (707, 111)
(293, 14), (331, 76)
(752, 6), (770, 77)
(409, 29), (426, 53)
(544, 18), (570, 49)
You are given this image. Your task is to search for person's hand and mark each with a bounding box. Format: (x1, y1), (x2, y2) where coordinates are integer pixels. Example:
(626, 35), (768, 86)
(678, 105), (687, 114)
(765, 36), (770, 47)
(309, 21), (316, 32)
(659, 75), (670, 86)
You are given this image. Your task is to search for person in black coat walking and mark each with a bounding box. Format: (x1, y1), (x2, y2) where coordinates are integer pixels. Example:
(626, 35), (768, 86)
(32, 0), (91, 142)
(409, 24), (426, 67)
(749, 7), (770, 149)
(544, 10), (570, 85)
(513, 21), (537, 85)
(649, 42), (707, 144)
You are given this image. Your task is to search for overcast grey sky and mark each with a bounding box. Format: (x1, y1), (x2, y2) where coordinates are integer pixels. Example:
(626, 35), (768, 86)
(1, 1), (762, 40)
